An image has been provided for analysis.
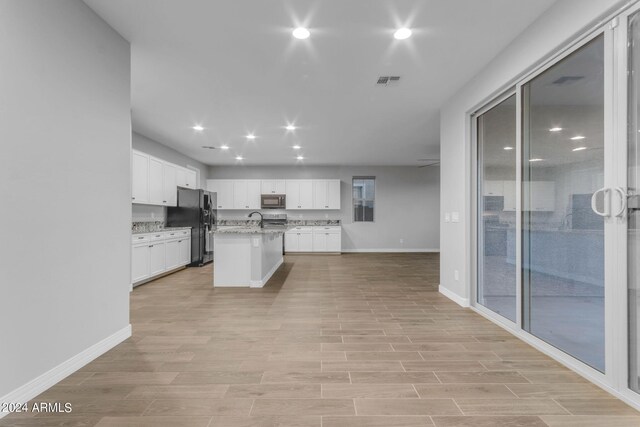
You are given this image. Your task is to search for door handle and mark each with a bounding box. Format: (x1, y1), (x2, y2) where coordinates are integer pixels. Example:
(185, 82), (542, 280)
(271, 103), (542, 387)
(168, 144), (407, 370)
(591, 187), (610, 217)
(613, 187), (628, 217)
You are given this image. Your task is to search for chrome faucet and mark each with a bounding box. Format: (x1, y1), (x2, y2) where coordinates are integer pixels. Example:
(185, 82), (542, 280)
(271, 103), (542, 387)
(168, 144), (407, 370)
(248, 211), (263, 228)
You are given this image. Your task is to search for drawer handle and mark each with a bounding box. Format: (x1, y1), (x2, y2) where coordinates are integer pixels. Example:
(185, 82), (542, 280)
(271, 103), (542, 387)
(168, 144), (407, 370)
(137, 237), (144, 239)
(149, 245), (154, 248)
(132, 197), (136, 200)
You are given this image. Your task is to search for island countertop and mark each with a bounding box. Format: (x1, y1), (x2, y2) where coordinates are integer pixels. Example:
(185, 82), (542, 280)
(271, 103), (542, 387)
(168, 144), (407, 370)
(213, 226), (286, 235)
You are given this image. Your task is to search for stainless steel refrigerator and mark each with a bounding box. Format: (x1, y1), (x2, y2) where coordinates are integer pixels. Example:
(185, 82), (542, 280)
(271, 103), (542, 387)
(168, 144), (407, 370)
(166, 188), (216, 266)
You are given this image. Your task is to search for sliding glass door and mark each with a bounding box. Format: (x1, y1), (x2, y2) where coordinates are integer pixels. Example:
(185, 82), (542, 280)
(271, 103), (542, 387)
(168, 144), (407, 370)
(522, 35), (606, 372)
(476, 95), (517, 322)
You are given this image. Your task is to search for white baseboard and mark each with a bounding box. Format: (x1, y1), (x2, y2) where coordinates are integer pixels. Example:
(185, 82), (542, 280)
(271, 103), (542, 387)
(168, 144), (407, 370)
(0, 324), (131, 418)
(250, 258), (284, 288)
(341, 248), (440, 253)
(438, 285), (470, 307)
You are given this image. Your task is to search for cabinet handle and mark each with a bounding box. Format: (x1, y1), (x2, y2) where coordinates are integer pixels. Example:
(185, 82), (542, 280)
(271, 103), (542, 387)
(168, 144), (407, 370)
(137, 237), (144, 239)
(132, 197), (136, 200)
(149, 245), (154, 248)
(163, 200), (167, 203)
(218, 206), (222, 208)
(178, 240), (182, 243)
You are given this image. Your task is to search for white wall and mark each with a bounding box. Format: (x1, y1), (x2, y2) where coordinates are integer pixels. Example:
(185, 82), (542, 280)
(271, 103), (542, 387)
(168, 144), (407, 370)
(439, 0), (626, 303)
(132, 132), (209, 221)
(0, 0), (131, 401)
(208, 166), (440, 252)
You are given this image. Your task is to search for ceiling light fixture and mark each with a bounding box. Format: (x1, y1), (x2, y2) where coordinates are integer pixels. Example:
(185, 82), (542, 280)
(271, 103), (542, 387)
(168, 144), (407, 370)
(235, 156), (243, 160)
(296, 155), (304, 160)
(246, 133), (256, 140)
(529, 158), (544, 162)
(549, 127), (563, 132)
(293, 145), (301, 150)
(504, 146), (514, 150)
(292, 27), (310, 39)
(394, 28), (412, 40)
(572, 146), (587, 151)
(192, 125), (204, 131)
(220, 145), (229, 150)
(285, 125), (296, 131)
(570, 135), (585, 140)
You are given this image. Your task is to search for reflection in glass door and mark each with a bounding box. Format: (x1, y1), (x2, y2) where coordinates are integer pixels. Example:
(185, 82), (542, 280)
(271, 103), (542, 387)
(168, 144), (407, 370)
(477, 95), (517, 322)
(522, 35), (605, 372)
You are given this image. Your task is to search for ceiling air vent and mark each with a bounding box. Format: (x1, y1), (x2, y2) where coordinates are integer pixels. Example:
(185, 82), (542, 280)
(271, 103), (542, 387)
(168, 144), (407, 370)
(552, 76), (584, 86)
(201, 146), (216, 150)
(376, 76), (401, 86)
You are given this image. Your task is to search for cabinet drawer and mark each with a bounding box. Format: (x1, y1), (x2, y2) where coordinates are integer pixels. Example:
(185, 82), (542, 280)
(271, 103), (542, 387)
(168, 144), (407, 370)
(132, 234), (152, 244)
(313, 226), (341, 233)
(288, 226), (313, 233)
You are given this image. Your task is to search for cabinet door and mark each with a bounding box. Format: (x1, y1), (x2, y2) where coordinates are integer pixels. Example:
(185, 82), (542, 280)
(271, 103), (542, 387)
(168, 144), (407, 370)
(132, 244), (150, 283)
(312, 232), (327, 252)
(326, 232), (342, 252)
(131, 151), (149, 204)
(247, 180), (261, 209)
(175, 167), (187, 188)
(165, 239), (180, 270)
(313, 180), (328, 209)
(530, 181), (555, 211)
(299, 180), (313, 209)
(261, 180), (275, 194)
(185, 169), (197, 188)
(299, 233), (313, 251)
(327, 180), (341, 209)
(286, 180), (300, 209)
(148, 157), (164, 205)
(163, 163), (177, 206)
(483, 180), (504, 196)
(274, 180), (286, 194)
(233, 180), (249, 209)
(178, 238), (191, 265)
(218, 180), (234, 209)
(149, 242), (166, 276)
(284, 233), (298, 252)
(503, 180), (516, 212)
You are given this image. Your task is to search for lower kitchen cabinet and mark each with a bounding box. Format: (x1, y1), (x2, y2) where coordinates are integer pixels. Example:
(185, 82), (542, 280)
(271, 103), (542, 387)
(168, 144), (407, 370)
(286, 226), (341, 253)
(131, 229), (191, 286)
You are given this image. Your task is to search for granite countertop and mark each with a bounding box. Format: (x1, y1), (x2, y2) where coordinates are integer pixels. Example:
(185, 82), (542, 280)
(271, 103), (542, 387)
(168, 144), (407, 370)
(132, 226), (192, 235)
(213, 226), (286, 235)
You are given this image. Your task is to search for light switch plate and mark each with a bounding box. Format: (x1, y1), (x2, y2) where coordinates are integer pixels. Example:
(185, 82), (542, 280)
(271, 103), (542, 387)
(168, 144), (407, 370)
(444, 213), (450, 223)
(451, 212), (460, 223)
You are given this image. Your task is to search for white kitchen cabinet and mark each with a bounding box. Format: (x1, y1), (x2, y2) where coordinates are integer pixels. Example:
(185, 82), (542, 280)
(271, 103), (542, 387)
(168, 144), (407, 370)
(176, 167), (197, 189)
(149, 241), (166, 276)
(185, 169), (197, 188)
(148, 156), (164, 205)
(503, 180), (516, 212)
(261, 180), (286, 194)
(313, 179), (341, 209)
(232, 180), (261, 210)
(285, 227), (313, 252)
(132, 150), (149, 204)
(132, 243), (150, 282)
(529, 181), (555, 211)
(483, 180), (504, 196)
(163, 163), (177, 206)
(179, 237), (191, 265)
(286, 180), (313, 209)
(312, 226), (342, 252)
(208, 179), (234, 209)
(165, 239), (180, 270)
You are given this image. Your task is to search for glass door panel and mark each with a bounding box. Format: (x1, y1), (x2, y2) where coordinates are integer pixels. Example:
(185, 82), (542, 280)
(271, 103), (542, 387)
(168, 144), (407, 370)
(522, 35), (605, 372)
(477, 95), (517, 322)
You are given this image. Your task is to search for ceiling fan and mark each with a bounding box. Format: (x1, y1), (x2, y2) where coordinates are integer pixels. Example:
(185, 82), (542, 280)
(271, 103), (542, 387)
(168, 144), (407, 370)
(417, 158), (440, 168)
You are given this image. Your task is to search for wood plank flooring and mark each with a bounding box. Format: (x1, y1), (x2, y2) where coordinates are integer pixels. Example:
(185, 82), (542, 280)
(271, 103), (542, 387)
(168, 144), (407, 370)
(2, 253), (639, 426)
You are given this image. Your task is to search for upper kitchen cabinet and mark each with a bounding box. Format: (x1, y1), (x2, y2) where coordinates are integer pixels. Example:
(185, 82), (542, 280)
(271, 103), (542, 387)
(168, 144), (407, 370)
(483, 180), (504, 196)
(131, 150), (149, 203)
(207, 179), (234, 209)
(233, 180), (261, 210)
(313, 179), (341, 209)
(176, 167), (197, 189)
(286, 180), (313, 209)
(148, 156), (164, 205)
(162, 163), (177, 207)
(261, 179), (286, 194)
(529, 181), (555, 211)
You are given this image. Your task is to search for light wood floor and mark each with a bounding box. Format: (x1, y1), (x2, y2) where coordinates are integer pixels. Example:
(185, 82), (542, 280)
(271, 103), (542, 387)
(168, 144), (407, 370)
(3, 253), (640, 426)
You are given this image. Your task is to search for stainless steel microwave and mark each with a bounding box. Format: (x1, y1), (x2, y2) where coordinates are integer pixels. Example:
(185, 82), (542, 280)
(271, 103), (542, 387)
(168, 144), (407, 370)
(261, 194), (286, 209)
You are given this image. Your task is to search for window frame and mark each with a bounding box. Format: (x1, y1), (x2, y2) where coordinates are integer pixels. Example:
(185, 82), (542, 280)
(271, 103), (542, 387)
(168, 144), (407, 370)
(352, 176), (376, 223)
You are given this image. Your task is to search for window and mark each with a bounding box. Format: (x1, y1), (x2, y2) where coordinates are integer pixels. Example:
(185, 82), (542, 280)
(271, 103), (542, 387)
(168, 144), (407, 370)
(353, 177), (375, 222)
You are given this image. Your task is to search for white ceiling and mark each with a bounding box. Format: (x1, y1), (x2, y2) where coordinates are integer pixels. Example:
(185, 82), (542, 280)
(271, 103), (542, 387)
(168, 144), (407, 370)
(84, 0), (557, 166)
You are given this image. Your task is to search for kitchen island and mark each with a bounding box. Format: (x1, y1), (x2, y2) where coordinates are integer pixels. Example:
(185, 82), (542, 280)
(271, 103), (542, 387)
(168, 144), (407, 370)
(212, 227), (284, 288)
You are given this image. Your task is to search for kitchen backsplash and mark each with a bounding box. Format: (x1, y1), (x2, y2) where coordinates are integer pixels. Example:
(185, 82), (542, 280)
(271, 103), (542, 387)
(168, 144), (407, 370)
(132, 204), (166, 222)
(132, 221), (165, 233)
(216, 219), (341, 226)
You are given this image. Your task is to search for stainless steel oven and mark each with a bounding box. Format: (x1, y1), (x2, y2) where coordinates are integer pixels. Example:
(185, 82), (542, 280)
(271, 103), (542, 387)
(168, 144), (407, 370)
(261, 194), (286, 209)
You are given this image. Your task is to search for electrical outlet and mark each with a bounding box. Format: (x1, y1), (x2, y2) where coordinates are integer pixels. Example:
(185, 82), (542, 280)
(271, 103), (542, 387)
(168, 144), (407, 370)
(325, 213), (329, 219)
(151, 212), (155, 219)
(400, 238), (404, 244)
(454, 270), (459, 281)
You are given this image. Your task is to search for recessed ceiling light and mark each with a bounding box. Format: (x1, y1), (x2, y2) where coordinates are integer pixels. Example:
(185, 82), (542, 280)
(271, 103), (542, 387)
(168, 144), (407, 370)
(192, 125), (204, 131)
(220, 145), (229, 150)
(285, 125), (296, 131)
(246, 133), (256, 140)
(572, 146), (587, 151)
(570, 135), (585, 140)
(394, 28), (412, 40)
(292, 27), (310, 39)
(529, 158), (544, 162)
(549, 127), (563, 132)
(296, 155), (304, 160)
(293, 145), (301, 150)
(504, 146), (514, 150)
(235, 156), (243, 160)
